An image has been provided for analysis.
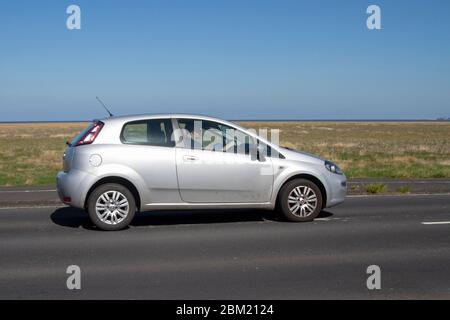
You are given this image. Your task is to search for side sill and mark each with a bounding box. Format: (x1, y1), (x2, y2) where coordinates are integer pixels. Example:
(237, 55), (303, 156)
(142, 202), (273, 211)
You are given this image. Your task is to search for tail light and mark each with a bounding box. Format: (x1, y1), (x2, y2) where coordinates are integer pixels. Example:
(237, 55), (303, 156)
(75, 121), (104, 146)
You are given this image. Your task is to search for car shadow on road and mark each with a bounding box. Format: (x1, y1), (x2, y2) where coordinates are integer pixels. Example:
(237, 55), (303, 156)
(50, 207), (94, 230)
(51, 207), (333, 230)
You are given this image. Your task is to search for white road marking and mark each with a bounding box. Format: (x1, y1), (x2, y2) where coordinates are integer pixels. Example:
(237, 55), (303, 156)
(421, 221), (450, 225)
(347, 193), (450, 198)
(0, 191), (447, 211)
(0, 205), (64, 210)
(0, 190), (448, 197)
(348, 181), (450, 184)
(0, 189), (56, 193)
(315, 217), (342, 221)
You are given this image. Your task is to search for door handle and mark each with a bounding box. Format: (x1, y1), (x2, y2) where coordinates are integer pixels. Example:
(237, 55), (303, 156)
(183, 155), (198, 162)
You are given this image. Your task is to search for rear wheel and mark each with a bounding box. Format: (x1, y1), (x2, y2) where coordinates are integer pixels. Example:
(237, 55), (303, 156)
(87, 183), (136, 231)
(278, 179), (323, 222)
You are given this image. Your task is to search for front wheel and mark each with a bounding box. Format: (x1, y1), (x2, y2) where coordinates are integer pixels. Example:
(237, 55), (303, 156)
(87, 183), (136, 231)
(278, 179), (323, 222)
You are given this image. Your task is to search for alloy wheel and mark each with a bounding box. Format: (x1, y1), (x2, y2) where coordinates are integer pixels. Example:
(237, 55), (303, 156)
(95, 190), (130, 225)
(287, 186), (318, 217)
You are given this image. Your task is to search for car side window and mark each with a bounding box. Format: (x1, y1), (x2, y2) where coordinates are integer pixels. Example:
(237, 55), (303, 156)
(176, 118), (201, 149)
(121, 119), (175, 147)
(176, 118), (256, 154)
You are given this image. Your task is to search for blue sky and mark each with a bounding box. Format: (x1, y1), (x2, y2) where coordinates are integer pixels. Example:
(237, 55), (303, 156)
(1, 0), (449, 121)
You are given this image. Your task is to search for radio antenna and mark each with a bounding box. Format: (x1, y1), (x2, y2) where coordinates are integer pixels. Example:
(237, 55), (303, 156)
(95, 96), (114, 117)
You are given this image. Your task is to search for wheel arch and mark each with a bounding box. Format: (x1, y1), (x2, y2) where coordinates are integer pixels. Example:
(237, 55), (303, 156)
(276, 173), (327, 209)
(84, 176), (142, 211)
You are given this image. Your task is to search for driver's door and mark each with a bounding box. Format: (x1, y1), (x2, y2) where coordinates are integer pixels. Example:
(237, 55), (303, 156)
(174, 118), (273, 203)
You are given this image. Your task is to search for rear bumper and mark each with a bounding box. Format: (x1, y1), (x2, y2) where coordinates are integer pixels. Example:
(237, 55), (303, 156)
(56, 170), (96, 209)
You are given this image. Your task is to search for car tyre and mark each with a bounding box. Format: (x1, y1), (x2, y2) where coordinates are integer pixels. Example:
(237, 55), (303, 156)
(87, 183), (136, 231)
(279, 179), (323, 222)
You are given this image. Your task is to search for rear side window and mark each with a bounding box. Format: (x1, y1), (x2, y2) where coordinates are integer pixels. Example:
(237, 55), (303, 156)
(121, 119), (175, 147)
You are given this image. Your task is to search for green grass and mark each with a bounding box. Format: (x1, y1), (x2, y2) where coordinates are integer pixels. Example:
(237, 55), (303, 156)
(0, 121), (449, 186)
(397, 186), (411, 194)
(365, 184), (387, 194)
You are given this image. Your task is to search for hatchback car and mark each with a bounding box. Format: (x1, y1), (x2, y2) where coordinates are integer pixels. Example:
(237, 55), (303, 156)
(57, 114), (346, 230)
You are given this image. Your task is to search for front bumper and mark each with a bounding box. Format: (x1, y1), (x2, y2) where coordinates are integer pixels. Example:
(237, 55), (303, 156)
(325, 173), (347, 208)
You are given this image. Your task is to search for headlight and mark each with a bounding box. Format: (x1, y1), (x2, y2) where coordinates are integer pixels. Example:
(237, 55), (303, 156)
(325, 160), (343, 175)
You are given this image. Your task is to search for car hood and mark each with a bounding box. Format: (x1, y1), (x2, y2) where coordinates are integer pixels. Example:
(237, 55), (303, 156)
(278, 146), (325, 165)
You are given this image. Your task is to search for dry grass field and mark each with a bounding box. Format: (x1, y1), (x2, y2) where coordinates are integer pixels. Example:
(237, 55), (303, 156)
(0, 121), (449, 186)
(241, 121), (450, 180)
(0, 123), (88, 186)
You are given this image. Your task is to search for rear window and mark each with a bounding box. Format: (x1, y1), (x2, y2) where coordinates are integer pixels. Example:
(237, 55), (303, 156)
(121, 119), (175, 147)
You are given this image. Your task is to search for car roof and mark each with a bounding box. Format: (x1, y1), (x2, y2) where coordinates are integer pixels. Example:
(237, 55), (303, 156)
(103, 113), (225, 121)
(101, 113), (245, 129)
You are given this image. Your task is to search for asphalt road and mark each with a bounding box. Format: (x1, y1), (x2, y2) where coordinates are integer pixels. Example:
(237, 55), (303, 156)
(1, 194), (450, 299)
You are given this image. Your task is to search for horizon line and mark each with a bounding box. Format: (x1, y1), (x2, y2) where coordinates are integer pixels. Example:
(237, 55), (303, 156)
(1, 118), (449, 124)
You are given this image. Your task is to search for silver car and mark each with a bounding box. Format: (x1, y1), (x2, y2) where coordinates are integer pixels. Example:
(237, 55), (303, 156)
(57, 114), (346, 230)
